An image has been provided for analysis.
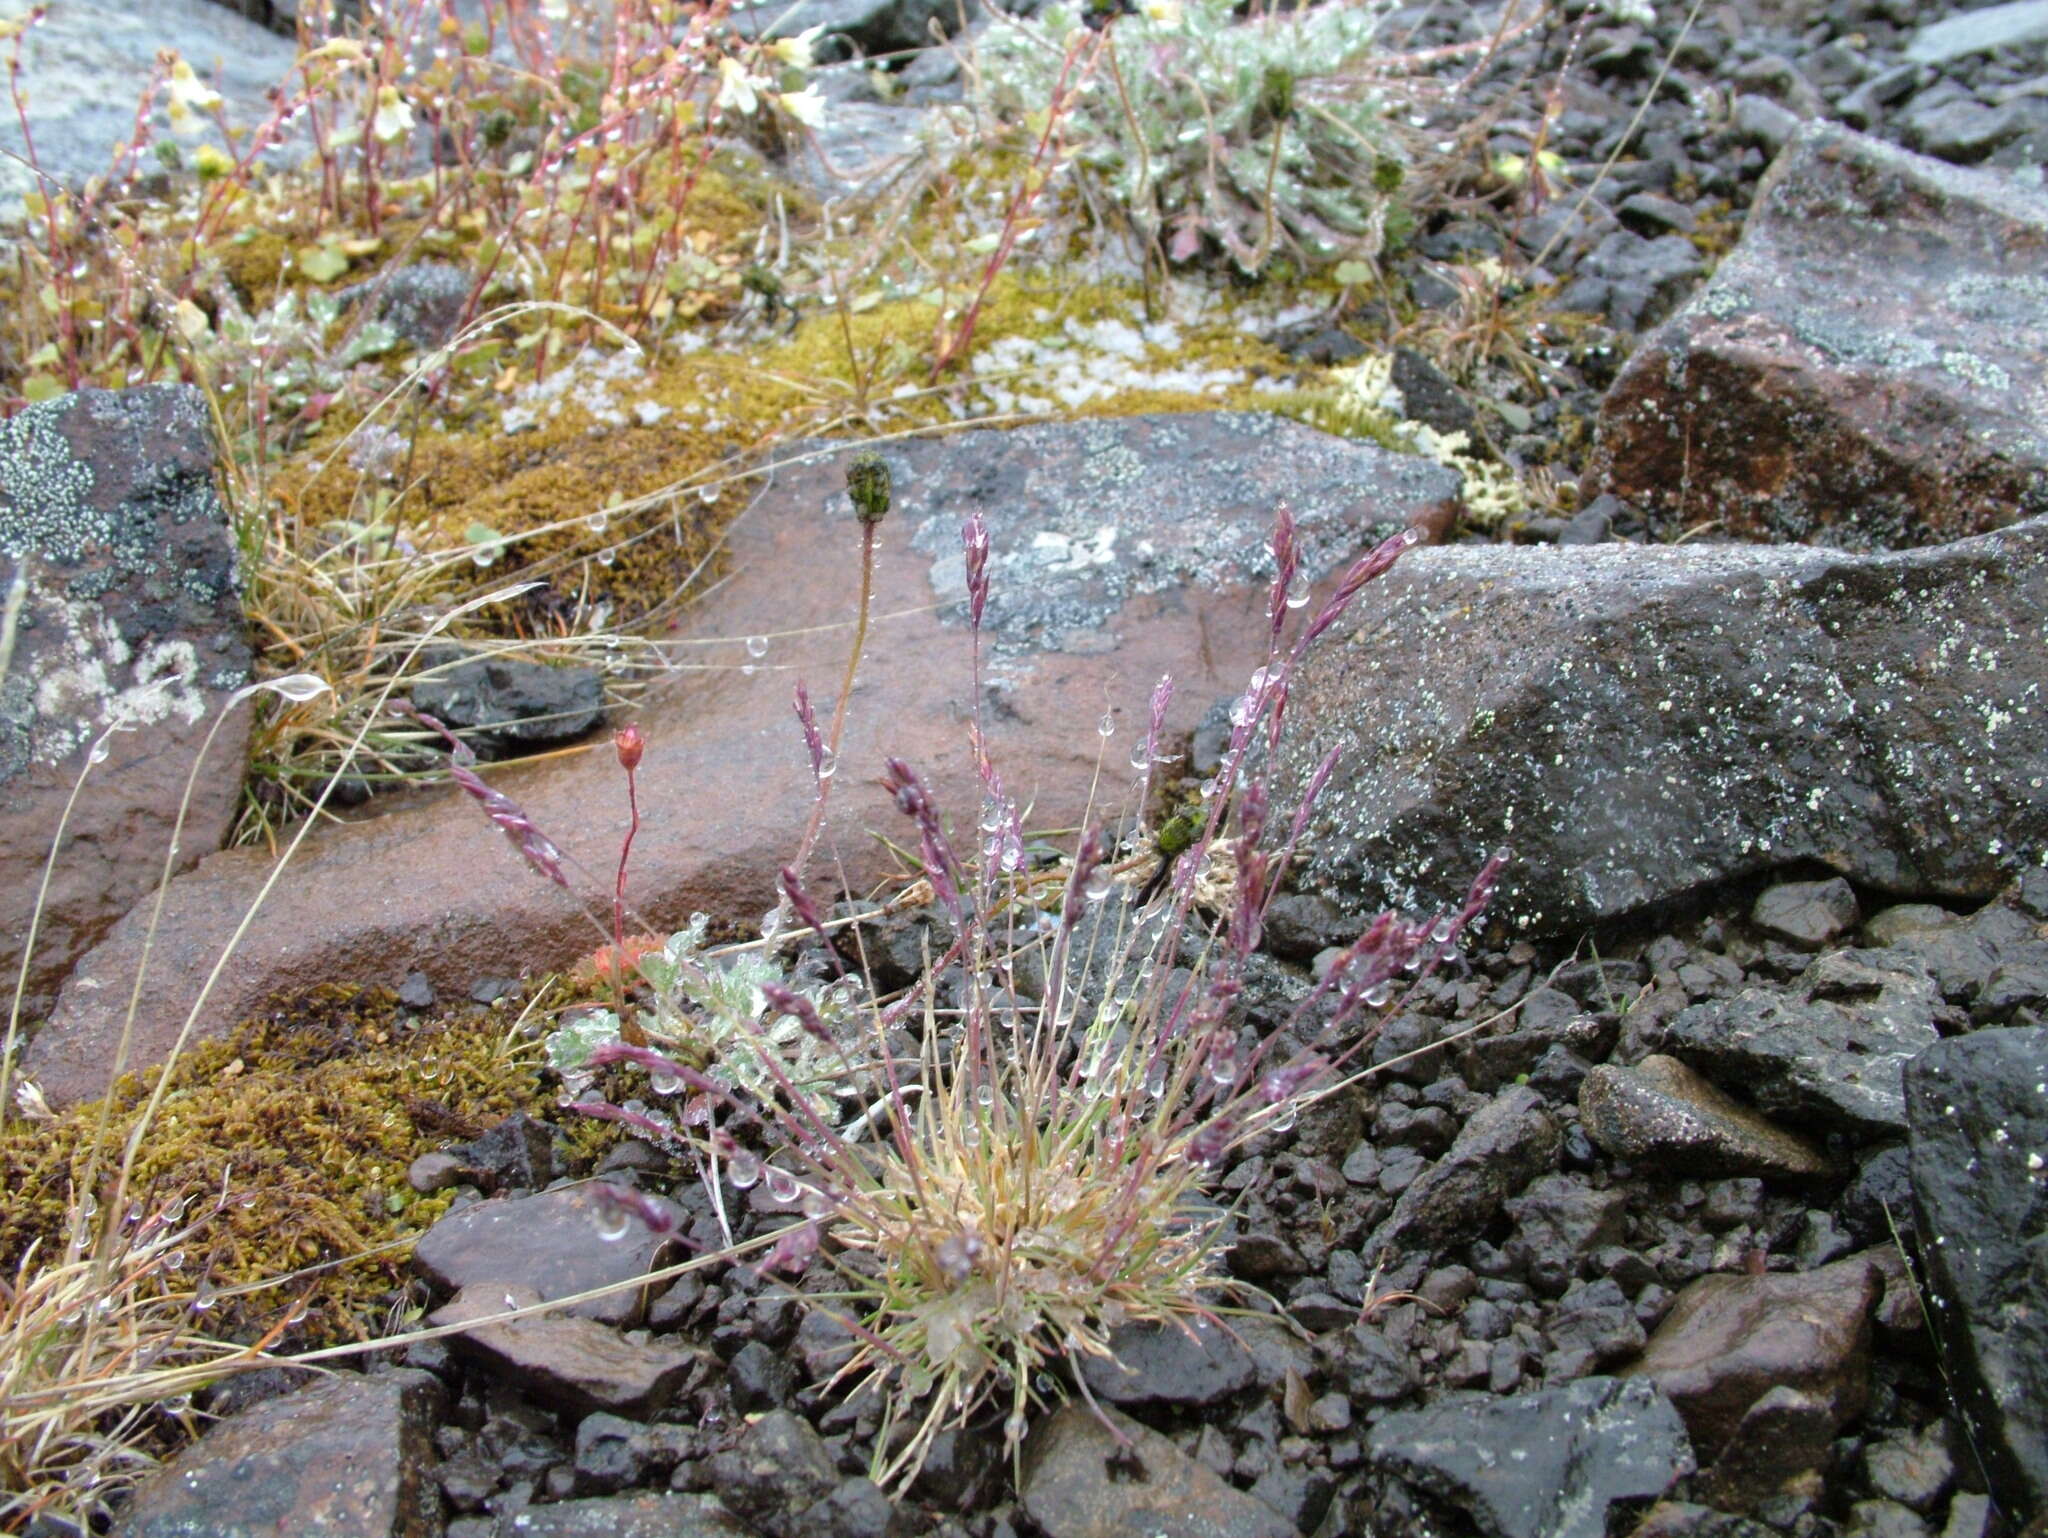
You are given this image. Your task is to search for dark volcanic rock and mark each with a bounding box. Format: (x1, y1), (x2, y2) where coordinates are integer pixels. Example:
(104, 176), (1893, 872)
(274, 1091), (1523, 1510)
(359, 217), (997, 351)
(1666, 949), (1944, 1135)
(429, 1283), (701, 1418)
(1904, 1026), (2048, 1521)
(114, 1369), (443, 1538)
(1593, 124), (2048, 546)
(1624, 1255), (1879, 1465)
(410, 650), (605, 753)
(1277, 515), (2048, 939)
(502, 1493), (747, 1538)
(1366, 1376), (1694, 1538)
(1751, 877), (1861, 949)
(1577, 1063), (1779, 1179)
(1020, 1404), (1295, 1538)
(26, 413), (1459, 1106)
(1078, 1318), (1256, 1408)
(0, 385), (254, 1024)
(1365, 1085), (1559, 1272)
(412, 1182), (685, 1326)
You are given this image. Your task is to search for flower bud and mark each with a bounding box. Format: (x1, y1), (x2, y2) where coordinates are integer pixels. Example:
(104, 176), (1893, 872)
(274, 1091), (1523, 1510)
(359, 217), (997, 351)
(614, 722), (645, 771)
(846, 451), (892, 526)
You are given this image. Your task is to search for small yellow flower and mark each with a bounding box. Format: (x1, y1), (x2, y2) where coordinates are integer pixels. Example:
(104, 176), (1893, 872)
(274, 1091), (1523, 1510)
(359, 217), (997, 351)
(778, 85), (828, 129)
(716, 56), (762, 115)
(769, 25), (826, 70)
(191, 142), (235, 180)
(1144, 0), (1183, 23)
(371, 85), (414, 144)
(165, 57), (223, 133)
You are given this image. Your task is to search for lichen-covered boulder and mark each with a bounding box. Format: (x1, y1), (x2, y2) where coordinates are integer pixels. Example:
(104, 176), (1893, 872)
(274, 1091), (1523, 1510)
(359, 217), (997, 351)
(1591, 123), (2048, 547)
(1276, 514), (2047, 937)
(0, 385), (252, 1024)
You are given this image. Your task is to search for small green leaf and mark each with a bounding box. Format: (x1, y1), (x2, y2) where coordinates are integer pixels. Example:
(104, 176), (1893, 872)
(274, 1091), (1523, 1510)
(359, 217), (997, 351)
(1332, 260), (1373, 287)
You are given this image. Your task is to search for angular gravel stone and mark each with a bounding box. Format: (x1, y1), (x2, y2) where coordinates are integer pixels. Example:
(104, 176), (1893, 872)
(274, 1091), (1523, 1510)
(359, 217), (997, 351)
(1020, 1404), (1295, 1538)
(503, 1494), (747, 1538)
(1751, 878), (1861, 949)
(1667, 950), (1944, 1134)
(413, 1182), (686, 1326)
(1078, 1318), (1256, 1408)
(1367, 1377), (1694, 1538)
(1904, 1027), (2048, 1518)
(1365, 1086), (1560, 1270)
(1625, 1255), (1879, 1463)
(115, 1369), (443, 1538)
(1580, 1055), (1831, 1179)
(429, 1284), (701, 1419)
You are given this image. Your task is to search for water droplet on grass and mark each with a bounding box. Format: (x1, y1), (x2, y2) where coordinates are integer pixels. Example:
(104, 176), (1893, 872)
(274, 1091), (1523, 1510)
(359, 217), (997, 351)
(746, 634), (769, 658)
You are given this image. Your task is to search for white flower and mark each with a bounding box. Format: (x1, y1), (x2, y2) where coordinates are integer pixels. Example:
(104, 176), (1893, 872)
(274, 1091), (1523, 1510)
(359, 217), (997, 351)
(778, 85), (828, 129)
(165, 57), (223, 133)
(371, 85), (414, 144)
(716, 56), (763, 115)
(769, 25), (826, 70)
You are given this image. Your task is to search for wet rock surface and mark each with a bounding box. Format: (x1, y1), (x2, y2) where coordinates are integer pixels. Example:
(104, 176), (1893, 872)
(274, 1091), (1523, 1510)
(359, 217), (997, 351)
(1278, 515), (2048, 937)
(1364, 1376), (1695, 1538)
(0, 384), (254, 1022)
(23, 413), (1458, 1106)
(114, 1368), (445, 1538)
(1594, 125), (2048, 547)
(1905, 1027), (2048, 1519)
(1020, 1404), (1296, 1538)
(39, 3), (2048, 1537)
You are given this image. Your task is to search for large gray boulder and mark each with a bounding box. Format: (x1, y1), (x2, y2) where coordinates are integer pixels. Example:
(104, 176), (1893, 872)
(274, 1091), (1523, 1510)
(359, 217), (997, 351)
(1277, 515), (2047, 938)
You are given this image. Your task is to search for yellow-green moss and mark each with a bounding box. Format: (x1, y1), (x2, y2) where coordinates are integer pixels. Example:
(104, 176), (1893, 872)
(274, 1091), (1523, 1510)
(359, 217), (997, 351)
(0, 987), (584, 1347)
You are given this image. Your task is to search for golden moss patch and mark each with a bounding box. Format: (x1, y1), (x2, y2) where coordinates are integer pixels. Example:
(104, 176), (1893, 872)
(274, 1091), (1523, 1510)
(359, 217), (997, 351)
(0, 987), (586, 1347)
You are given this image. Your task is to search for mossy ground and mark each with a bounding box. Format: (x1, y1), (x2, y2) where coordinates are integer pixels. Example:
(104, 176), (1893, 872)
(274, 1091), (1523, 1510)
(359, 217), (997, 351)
(0, 988), (608, 1348)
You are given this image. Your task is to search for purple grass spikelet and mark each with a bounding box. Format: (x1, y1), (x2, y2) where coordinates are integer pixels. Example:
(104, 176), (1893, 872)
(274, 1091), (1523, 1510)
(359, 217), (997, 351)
(962, 511), (991, 629)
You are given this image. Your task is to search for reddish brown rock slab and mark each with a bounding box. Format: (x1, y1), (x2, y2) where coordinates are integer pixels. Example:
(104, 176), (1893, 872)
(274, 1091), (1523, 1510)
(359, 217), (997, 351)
(411, 1181), (687, 1326)
(112, 1367), (444, 1538)
(0, 384), (253, 1024)
(1592, 123), (2048, 547)
(1623, 1254), (1880, 1466)
(429, 1281), (703, 1418)
(22, 412), (1459, 1106)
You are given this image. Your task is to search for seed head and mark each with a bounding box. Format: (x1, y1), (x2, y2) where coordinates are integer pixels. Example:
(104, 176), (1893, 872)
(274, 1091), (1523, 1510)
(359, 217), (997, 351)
(614, 722), (644, 771)
(846, 451), (892, 526)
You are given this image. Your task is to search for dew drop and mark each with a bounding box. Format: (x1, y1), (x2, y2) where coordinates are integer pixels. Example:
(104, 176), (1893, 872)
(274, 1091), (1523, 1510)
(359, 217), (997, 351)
(745, 634), (769, 658)
(597, 547), (617, 567)
(649, 1068), (682, 1096)
(816, 748), (837, 780)
(1285, 576), (1311, 609)
(1005, 1411), (1029, 1443)
(190, 1282), (217, 1313)
(586, 510), (609, 533)
(761, 906), (785, 940)
(1365, 981), (1393, 1007)
(699, 484), (720, 503)
(974, 1082), (995, 1108)
(765, 1167), (799, 1203)
(962, 1121), (982, 1147)
(1129, 742), (1151, 772)
(1430, 918), (1455, 944)
(1097, 712), (1115, 737)
(1199, 777), (1218, 799)
(595, 1205), (633, 1242)
(88, 739), (111, 765)
(1270, 1101), (1298, 1132)
(728, 1151), (761, 1189)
